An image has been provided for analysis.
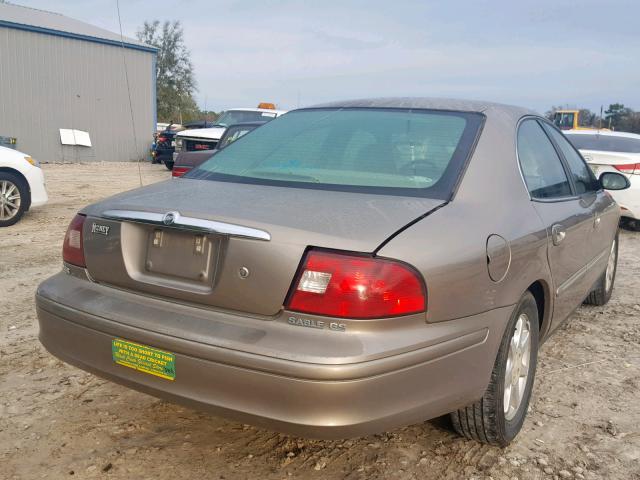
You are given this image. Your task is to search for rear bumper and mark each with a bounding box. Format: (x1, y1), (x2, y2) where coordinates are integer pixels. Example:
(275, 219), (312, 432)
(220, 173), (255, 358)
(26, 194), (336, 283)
(36, 272), (512, 439)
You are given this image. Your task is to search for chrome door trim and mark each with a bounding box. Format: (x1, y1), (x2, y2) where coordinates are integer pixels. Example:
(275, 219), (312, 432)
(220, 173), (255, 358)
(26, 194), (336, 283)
(555, 246), (609, 297)
(101, 210), (271, 241)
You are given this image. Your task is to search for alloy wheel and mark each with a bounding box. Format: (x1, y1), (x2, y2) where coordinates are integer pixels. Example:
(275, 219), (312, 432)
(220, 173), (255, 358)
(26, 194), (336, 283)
(0, 180), (21, 221)
(504, 313), (532, 421)
(605, 239), (617, 293)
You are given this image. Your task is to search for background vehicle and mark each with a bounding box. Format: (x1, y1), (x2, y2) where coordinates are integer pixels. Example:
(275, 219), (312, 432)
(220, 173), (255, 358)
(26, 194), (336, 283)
(214, 106), (286, 127)
(154, 121), (221, 167)
(565, 129), (640, 229)
(172, 122), (266, 178)
(170, 106), (286, 170)
(36, 99), (628, 447)
(182, 120), (218, 130)
(0, 145), (48, 226)
(151, 124), (184, 165)
(553, 110), (582, 130)
(171, 126), (225, 170)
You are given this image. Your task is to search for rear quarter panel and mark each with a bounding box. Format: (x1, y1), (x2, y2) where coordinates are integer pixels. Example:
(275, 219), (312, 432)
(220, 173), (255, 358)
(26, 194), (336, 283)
(378, 108), (554, 332)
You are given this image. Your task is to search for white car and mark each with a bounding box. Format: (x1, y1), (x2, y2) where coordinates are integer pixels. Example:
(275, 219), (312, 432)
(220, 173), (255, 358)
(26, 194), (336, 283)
(171, 107), (287, 168)
(564, 129), (640, 229)
(0, 145), (48, 227)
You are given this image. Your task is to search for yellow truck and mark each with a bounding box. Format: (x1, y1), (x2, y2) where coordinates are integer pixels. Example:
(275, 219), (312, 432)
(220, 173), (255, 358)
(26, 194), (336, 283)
(552, 110), (582, 130)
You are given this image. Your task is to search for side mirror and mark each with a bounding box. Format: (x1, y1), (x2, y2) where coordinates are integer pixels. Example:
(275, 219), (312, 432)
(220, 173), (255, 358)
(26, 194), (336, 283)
(600, 171), (630, 191)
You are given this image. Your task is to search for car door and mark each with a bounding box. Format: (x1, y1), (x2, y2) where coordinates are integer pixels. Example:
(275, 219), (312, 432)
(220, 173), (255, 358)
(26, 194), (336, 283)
(541, 122), (618, 291)
(517, 118), (594, 329)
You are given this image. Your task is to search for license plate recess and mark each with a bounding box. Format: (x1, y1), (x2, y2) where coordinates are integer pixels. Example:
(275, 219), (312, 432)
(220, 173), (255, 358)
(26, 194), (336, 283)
(145, 228), (218, 283)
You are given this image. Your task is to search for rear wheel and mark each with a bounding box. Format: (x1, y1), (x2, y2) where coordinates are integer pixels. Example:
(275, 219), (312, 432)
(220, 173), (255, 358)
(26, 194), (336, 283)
(584, 233), (618, 306)
(450, 291), (539, 446)
(0, 172), (28, 227)
(164, 159), (174, 171)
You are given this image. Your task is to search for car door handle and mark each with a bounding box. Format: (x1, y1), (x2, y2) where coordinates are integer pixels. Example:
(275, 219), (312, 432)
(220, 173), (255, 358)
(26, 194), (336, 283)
(594, 216), (601, 229)
(551, 224), (566, 246)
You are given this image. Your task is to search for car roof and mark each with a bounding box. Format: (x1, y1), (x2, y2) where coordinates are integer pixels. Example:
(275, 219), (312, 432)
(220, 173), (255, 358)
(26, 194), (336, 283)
(564, 129), (640, 140)
(306, 97), (536, 119)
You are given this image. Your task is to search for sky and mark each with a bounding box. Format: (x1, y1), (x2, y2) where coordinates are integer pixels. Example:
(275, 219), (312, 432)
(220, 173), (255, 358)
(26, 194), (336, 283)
(16, 0), (640, 113)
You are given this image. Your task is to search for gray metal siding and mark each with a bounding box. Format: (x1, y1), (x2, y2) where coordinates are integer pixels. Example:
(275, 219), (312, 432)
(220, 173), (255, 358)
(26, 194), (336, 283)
(0, 26), (155, 163)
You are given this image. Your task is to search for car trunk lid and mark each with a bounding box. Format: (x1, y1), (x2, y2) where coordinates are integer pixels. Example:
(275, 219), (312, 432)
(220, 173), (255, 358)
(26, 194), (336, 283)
(583, 150), (640, 176)
(81, 179), (443, 316)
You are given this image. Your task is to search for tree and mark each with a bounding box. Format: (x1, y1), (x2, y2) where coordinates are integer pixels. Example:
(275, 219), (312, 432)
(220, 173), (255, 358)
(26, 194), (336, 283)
(544, 106), (564, 121)
(199, 110), (221, 122)
(604, 103), (632, 130)
(137, 21), (198, 123)
(545, 104), (640, 133)
(577, 109), (597, 127)
(617, 111), (640, 134)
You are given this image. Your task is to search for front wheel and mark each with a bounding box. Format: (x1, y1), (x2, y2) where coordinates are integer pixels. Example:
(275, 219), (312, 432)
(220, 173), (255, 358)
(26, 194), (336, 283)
(0, 172), (29, 227)
(450, 291), (539, 446)
(621, 217), (640, 232)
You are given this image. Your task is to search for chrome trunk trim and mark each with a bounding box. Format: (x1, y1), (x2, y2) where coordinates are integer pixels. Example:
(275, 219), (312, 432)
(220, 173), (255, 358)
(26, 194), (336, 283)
(101, 210), (271, 241)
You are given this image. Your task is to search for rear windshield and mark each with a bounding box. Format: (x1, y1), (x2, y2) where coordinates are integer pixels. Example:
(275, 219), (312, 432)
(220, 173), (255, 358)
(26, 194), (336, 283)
(565, 133), (640, 153)
(187, 108), (484, 199)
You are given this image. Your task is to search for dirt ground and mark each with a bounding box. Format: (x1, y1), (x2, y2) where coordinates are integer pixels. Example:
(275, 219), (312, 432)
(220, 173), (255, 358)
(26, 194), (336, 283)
(1, 163), (639, 480)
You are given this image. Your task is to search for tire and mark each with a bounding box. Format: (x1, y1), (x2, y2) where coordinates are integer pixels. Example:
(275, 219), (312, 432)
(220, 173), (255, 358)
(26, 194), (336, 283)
(450, 291), (539, 446)
(164, 159), (174, 171)
(584, 232), (618, 306)
(620, 217), (640, 232)
(0, 172), (29, 227)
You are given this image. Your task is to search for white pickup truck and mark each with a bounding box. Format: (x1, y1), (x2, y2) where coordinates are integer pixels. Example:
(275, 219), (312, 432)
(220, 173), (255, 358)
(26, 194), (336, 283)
(170, 106), (287, 169)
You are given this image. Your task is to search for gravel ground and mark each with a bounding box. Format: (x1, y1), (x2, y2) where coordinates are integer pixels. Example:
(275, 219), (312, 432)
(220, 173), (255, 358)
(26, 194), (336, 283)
(1, 163), (639, 480)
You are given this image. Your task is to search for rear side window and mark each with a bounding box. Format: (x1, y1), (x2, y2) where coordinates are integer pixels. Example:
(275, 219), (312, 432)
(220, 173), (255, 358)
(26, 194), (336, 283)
(542, 123), (599, 194)
(517, 120), (572, 199)
(188, 108), (484, 199)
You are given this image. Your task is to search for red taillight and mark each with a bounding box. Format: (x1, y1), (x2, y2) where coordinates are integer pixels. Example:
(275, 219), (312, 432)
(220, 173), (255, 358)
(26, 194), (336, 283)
(62, 214), (86, 267)
(286, 250), (426, 319)
(158, 135), (168, 143)
(172, 166), (191, 177)
(614, 163), (640, 174)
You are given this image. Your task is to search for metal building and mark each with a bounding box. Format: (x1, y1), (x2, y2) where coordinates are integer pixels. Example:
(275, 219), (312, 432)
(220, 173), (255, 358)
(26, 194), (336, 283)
(0, 3), (157, 163)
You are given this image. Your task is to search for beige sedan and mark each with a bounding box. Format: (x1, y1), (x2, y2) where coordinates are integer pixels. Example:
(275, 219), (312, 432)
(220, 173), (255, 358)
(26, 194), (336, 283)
(36, 98), (629, 445)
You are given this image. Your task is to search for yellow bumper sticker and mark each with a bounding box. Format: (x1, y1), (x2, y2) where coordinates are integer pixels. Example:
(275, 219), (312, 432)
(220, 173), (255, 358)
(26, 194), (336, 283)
(112, 338), (176, 380)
